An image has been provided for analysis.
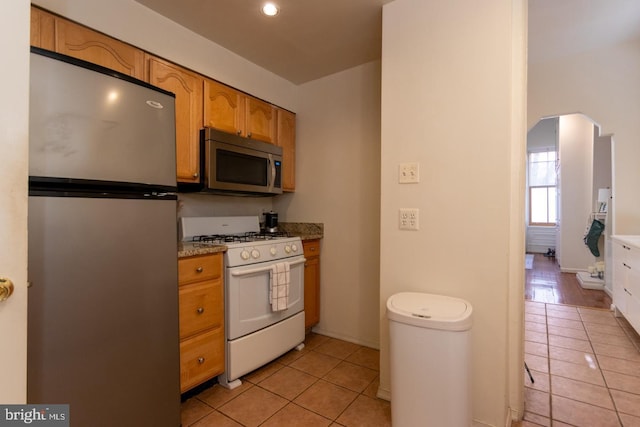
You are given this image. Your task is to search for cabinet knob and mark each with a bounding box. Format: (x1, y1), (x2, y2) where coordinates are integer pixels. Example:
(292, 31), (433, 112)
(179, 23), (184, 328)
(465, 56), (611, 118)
(236, 130), (242, 135)
(247, 132), (252, 137)
(197, 307), (204, 314)
(193, 172), (199, 178)
(198, 357), (205, 364)
(196, 267), (203, 273)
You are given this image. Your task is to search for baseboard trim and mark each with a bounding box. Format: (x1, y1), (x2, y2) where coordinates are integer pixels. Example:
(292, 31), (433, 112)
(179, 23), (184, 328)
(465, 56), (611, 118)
(376, 386), (391, 401)
(310, 326), (379, 350)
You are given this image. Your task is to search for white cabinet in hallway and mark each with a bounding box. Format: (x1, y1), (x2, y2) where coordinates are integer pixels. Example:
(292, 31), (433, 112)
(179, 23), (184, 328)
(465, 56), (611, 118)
(611, 235), (640, 333)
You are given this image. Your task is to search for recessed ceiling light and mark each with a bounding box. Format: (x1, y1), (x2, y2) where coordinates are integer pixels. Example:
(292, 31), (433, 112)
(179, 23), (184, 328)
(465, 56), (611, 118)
(261, 2), (279, 17)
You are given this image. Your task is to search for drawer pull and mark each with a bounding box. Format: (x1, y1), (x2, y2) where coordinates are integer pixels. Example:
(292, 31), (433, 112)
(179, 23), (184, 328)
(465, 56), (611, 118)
(198, 357), (205, 364)
(197, 307), (204, 314)
(195, 267), (203, 273)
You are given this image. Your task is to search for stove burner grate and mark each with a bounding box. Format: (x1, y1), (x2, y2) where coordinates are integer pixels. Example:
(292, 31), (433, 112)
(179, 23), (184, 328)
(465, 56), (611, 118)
(192, 230), (290, 244)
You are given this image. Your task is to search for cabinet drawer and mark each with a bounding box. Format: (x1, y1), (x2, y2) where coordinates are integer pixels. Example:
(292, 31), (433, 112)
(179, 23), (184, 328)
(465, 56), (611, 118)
(180, 328), (224, 392)
(303, 240), (320, 257)
(178, 254), (222, 285)
(179, 280), (223, 339)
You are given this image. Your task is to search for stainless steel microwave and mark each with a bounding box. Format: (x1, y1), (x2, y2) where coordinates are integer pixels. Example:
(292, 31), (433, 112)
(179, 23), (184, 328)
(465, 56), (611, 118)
(180, 127), (283, 196)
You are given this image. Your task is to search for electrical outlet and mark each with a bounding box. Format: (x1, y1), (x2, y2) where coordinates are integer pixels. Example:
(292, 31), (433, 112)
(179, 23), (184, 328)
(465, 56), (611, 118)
(399, 208), (419, 230)
(399, 162), (420, 184)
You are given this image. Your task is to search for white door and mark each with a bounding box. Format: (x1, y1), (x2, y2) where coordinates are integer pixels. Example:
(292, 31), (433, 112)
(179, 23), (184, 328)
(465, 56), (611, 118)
(0, 1), (30, 403)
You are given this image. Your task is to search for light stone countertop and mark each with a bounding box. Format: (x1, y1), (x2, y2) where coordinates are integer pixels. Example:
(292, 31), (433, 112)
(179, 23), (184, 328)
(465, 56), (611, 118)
(279, 222), (324, 240)
(178, 242), (227, 258)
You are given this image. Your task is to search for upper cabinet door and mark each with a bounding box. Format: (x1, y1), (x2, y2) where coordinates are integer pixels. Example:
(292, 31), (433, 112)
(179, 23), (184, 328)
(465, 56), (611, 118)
(148, 56), (204, 183)
(30, 6), (55, 50)
(245, 96), (277, 144)
(55, 19), (145, 80)
(277, 109), (296, 191)
(204, 79), (245, 136)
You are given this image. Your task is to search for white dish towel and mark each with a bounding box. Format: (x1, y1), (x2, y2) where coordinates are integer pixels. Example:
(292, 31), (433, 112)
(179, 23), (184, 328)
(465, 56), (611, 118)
(270, 262), (290, 312)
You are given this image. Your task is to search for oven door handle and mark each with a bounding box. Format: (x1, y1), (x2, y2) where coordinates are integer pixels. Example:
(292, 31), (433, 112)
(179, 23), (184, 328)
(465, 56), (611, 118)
(230, 258), (306, 277)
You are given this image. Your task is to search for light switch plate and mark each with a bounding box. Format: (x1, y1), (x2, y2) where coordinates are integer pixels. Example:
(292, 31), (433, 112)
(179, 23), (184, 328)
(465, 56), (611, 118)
(399, 162), (419, 183)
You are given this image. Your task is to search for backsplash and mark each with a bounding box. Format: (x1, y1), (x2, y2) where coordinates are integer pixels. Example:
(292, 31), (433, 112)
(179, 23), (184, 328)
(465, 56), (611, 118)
(177, 193), (274, 219)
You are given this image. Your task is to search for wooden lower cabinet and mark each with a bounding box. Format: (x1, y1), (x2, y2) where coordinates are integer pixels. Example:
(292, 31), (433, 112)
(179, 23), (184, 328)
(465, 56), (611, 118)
(303, 239), (321, 329)
(178, 253), (224, 393)
(179, 329), (224, 392)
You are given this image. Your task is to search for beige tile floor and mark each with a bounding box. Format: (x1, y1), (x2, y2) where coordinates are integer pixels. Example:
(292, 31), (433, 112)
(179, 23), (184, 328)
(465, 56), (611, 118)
(180, 333), (391, 426)
(517, 301), (640, 427)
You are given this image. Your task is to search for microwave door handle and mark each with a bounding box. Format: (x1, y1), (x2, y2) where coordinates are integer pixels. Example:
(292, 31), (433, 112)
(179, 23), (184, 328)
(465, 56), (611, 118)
(268, 154), (276, 191)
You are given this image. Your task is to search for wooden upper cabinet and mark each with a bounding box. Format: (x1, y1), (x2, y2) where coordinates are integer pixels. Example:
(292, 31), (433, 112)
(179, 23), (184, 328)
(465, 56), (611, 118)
(30, 7), (55, 50)
(204, 79), (245, 136)
(204, 79), (277, 144)
(55, 19), (145, 80)
(148, 56), (204, 183)
(245, 96), (277, 144)
(277, 109), (296, 191)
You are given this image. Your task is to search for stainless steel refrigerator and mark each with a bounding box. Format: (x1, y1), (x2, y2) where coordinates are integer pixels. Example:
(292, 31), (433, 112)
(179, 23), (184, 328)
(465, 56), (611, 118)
(27, 48), (180, 426)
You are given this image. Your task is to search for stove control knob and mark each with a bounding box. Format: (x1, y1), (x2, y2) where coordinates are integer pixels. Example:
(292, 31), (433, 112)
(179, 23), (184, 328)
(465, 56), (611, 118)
(284, 245), (291, 254)
(240, 250), (250, 260)
(291, 243), (299, 253)
(269, 247), (277, 256)
(251, 249), (260, 259)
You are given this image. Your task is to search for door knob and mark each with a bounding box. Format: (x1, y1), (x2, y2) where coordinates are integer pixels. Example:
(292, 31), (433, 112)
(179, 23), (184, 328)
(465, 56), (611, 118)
(0, 277), (14, 302)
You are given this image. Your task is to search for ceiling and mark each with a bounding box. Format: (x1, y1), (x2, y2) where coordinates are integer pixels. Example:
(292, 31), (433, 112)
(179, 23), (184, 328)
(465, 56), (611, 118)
(135, 0), (640, 85)
(135, 0), (394, 84)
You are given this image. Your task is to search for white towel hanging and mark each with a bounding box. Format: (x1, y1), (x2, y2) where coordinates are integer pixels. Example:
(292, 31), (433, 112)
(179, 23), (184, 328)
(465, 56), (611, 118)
(269, 262), (290, 312)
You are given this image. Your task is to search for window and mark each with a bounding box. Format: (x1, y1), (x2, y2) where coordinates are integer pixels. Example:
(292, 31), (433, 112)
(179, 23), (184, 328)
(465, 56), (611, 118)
(529, 151), (557, 226)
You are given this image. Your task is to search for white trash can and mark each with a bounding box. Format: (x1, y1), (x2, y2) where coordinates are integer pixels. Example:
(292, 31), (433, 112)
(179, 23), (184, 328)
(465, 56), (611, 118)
(387, 292), (473, 427)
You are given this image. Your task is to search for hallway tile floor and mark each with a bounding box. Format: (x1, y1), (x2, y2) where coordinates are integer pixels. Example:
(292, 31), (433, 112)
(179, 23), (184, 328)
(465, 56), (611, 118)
(519, 301), (640, 426)
(180, 333), (390, 426)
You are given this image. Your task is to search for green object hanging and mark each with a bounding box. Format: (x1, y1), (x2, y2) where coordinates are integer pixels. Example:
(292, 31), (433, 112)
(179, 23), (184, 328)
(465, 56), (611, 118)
(584, 219), (605, 257)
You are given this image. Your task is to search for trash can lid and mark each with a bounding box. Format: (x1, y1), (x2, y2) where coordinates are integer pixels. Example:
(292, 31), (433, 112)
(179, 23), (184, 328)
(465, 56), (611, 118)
(386, 292), (473, 331)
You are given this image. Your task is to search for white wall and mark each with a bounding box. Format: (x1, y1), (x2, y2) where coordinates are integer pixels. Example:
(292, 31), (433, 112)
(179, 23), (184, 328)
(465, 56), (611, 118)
(593, 133), (612, 214)
(527, 117), (557, 152)
(557, 114), (594, 272)
(380, 0), (526, 425)
(274, 61), (382, 348)
(529, 38), (640, 235)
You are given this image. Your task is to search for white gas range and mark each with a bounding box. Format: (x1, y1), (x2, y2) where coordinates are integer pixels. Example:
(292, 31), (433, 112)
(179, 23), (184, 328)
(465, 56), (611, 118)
(180, 216), (306, 389)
